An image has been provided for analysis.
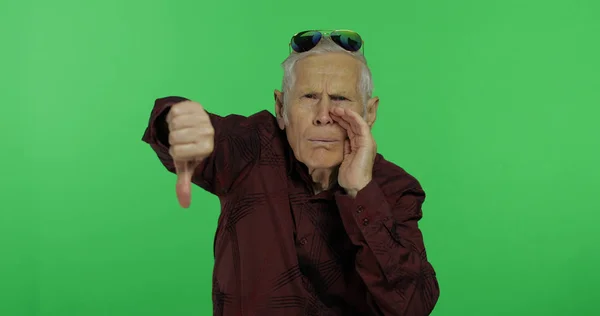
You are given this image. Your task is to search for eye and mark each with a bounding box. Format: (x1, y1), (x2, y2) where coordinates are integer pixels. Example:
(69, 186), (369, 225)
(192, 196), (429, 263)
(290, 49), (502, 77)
(303, 93), (317, 99)
(331, 95), (348, 101)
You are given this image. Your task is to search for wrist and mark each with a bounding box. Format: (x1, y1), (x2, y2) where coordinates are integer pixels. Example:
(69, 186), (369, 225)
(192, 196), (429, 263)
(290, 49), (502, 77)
(343, 178), (371, 198)
(345, 190), (358, 198)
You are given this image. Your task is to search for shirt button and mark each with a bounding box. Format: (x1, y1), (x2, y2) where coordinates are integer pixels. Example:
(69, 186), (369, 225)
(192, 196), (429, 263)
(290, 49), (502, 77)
(362, 218), (369, 226)
(300, 238), (307, 245)
(357, 205), (364, 214)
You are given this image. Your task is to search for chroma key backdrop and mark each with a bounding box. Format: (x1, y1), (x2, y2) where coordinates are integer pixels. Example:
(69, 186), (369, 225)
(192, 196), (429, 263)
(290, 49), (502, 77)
(1, 0), (599, 315)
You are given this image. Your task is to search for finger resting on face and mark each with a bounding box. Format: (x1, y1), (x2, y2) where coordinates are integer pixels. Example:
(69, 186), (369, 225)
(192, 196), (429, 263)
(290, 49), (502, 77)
(330, 107), (345, 116)
(341, 109), (369, 135)
(332, 115), (355, 138)
(331, 114), (346, 126)
(333, 111), (360, 136)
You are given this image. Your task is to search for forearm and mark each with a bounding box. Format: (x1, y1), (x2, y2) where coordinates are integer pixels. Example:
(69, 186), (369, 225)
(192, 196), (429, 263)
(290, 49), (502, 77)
(354, 236), (439, 315)
(335, 181), (439, 315)
(141, 97), (263, 194)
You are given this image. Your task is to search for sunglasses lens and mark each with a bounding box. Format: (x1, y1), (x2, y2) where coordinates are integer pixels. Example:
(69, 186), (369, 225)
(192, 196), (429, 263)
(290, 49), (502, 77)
(330, 30), (363, 51)
(291, 31), (322, 52)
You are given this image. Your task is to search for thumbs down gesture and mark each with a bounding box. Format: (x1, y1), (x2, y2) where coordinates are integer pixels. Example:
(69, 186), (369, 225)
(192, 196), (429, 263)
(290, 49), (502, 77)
(166, 101), (214, 208)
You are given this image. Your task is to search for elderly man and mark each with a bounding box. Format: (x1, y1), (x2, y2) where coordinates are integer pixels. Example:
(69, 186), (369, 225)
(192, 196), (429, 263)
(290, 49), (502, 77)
(142, 30), (439, 316)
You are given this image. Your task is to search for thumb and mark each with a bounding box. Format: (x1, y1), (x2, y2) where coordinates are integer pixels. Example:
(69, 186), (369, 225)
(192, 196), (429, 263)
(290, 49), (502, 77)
(174, 160), (196, 208)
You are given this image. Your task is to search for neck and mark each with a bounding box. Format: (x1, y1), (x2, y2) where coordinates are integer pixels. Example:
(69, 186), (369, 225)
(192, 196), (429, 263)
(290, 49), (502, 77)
(308, 167), (338, 194)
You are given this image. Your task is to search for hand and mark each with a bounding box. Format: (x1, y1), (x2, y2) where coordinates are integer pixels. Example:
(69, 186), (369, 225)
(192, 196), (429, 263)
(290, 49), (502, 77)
(331, 107), (377, 198)
(166, 100), (215, 208)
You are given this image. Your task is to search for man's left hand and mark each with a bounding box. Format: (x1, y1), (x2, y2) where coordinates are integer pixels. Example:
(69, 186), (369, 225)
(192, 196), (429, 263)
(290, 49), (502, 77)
(331, 107), (377, 198)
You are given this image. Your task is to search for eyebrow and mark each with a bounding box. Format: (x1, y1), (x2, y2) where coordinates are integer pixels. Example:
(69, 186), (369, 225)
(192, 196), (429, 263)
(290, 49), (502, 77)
(299, 90), (354, 98)
(329, 93), (350, 98)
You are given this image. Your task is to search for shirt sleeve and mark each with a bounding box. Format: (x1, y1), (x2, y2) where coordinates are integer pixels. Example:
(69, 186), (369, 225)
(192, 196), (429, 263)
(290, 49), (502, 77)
(141, 96), (261, 196)
(335, 178), (440, 316)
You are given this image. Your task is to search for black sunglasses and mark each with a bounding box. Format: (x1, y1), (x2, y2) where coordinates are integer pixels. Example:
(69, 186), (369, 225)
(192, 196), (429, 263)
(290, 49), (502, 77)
(289, 30), (364, 53)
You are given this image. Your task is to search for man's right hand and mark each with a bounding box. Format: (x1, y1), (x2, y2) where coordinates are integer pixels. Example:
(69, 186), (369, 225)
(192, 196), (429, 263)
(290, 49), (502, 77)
(166, 100), (215, 208)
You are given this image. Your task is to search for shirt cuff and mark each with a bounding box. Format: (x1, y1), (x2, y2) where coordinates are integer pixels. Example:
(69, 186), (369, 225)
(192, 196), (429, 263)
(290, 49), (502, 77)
(335, 180), (394, 238)
(141, 96), (188, 148)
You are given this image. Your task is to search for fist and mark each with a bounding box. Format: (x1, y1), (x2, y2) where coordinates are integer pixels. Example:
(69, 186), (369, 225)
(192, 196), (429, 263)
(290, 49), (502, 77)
(166, 100), (215, 208)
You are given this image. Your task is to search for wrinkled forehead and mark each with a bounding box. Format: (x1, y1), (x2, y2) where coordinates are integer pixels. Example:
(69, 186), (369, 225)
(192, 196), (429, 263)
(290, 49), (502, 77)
(293, 53), (361, 93)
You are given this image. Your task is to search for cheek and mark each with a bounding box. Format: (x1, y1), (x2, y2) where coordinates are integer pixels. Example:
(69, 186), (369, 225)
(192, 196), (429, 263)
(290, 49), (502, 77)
(284, 123), (304, 149)
(288, 101), (316, 117)
(286, 112), (311, 134)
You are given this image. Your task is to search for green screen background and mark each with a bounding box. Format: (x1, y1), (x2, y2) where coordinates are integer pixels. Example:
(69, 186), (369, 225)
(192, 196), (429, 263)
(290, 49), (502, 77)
(2, 0), (599, 315)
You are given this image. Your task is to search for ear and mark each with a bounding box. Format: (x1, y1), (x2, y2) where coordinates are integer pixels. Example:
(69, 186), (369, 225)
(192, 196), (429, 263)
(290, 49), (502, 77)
(366, 96), (379, 128)
(274, 90), (285, 130)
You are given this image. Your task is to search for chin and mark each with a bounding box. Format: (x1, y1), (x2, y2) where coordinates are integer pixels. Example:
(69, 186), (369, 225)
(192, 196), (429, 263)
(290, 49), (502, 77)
(306, 161), (339, 170)
(303, 153), (343, 170)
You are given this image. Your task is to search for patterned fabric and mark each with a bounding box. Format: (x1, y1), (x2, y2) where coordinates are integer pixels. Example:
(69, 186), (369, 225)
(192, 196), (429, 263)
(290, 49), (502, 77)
(142, 96), (439, 316)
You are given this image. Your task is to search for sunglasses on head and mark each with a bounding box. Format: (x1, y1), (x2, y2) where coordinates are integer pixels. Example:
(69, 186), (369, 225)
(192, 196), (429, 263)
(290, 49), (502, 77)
(289, 30), (364, 53)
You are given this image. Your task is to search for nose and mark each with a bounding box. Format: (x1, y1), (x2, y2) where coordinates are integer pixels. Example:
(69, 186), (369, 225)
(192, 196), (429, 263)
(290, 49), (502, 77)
(313, 101), (333, 126)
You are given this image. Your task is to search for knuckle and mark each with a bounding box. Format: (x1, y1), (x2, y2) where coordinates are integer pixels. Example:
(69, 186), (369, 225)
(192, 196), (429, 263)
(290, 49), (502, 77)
(170, 100), (203, 116)
(172, 145), (183, 157)
(170, 103), (184, 115)
(169, 145), (180, 159)
(171, 144), (192, 160)
(187, 101), (203, 112)
(193, 101), (205, 111)
(202, 125), (215, 136)
(199, 140), (214, 155)
(168, 129), (182, 144)
(170, 116), (182, 128)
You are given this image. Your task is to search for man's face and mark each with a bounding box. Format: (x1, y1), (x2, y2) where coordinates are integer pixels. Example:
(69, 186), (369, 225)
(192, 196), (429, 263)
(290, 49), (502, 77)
(275, 52), (378, 171)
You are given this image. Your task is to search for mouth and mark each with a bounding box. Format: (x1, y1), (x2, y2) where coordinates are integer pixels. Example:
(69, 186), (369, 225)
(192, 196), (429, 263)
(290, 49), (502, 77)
(309, 139), (339, 143)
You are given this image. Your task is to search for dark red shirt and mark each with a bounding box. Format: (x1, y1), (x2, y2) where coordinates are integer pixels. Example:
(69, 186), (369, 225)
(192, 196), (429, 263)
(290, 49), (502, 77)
(142, 96), (439, 316)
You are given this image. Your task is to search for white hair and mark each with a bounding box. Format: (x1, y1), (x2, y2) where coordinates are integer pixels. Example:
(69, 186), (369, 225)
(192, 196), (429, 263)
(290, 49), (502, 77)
(280, 36), (374, 121)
